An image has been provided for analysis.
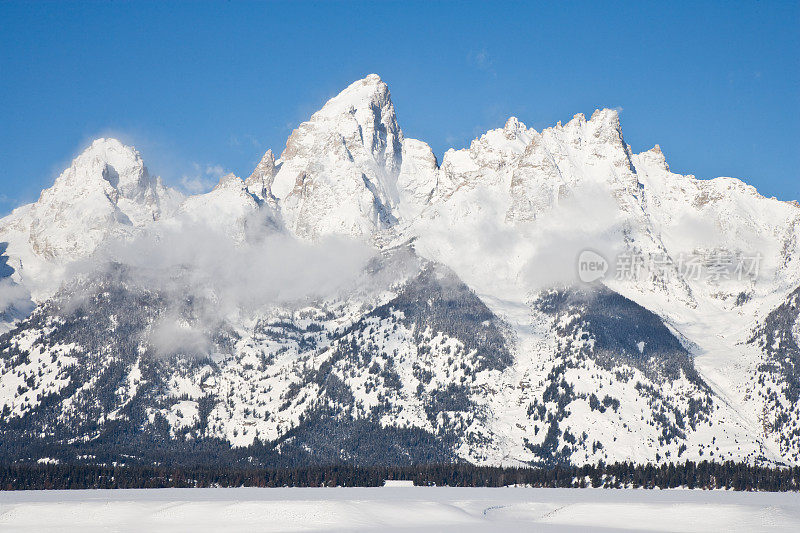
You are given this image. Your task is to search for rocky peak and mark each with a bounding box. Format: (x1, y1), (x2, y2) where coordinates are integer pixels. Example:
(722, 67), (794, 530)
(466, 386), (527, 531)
(639, 144), (670, 171)
(589, 107), (621, 127)
(2, 138), (181, 264)
(311, 73), (392, 119)
(461, 117), (534, 171)
(551, 108), (624, 149)
(584, 108), (636, 175)
(269, 75), (405, 240)
(46, 138), (153, 202)
(245, 149), (277, 198)
(215, 172), (246, 191)
(555, 113), (586, 133)
(570, 112), (587, 125)
(503, 116), (527, 137)
(277, 74), (402, 171)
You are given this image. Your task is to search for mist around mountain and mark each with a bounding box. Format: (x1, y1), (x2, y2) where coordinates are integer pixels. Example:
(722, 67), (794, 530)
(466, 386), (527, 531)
(0, 75), (798, 468)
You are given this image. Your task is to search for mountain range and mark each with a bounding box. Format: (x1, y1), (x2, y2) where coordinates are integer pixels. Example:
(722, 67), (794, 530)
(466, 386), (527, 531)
(1, 74), (799, 468)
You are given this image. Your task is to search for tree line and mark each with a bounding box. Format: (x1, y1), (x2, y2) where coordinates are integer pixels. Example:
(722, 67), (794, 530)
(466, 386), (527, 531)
(1, 460), (798, 491)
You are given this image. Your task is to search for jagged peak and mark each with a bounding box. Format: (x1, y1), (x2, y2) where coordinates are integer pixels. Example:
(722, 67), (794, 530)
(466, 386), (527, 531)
(213, 173), (245, 191)
(45, 137), (159, 202)
(280, 74), (402, 165)
(312, 73), (392, 120)
(257, 148), (276, 168)
(86, 137), (131, 151)
(552, 108), (620, 134)
(72, 138), (143, 173)
(587, 108), (625, 146)
(246, 149), (276, 183)
(504, 116), (526, 132)
(589, 107), (621, 125)
(554, 113), (587, 131)
(639, 144), (670, 171)
(268, 75), (405, 239)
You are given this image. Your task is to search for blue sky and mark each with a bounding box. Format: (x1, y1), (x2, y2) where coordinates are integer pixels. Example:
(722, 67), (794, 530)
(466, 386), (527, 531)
(1, 0), (798, 213)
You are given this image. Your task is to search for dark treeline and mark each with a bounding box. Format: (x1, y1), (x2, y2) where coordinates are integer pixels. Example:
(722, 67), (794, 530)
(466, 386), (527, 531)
(2, 461), (799, 491)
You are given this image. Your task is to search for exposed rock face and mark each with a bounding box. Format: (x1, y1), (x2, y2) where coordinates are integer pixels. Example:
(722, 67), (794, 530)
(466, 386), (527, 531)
(269, 74), (405, 240)
(245, 149), (278, 204)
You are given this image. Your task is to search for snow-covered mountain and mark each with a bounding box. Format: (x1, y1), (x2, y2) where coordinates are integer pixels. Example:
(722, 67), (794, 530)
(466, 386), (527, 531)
(267, 74), (402, 240)
(1, 75), (799, 468)
(0, 138), (183, 299)
(265, 74), (438, 241)
(179, 172), (281, 242)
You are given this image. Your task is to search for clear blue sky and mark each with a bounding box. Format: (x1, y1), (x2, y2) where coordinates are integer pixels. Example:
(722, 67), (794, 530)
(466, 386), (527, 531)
(1, 0), (798, 212)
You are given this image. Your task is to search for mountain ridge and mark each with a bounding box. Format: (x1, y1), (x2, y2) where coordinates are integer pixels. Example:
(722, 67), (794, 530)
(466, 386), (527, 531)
(0, 74), (798, 468)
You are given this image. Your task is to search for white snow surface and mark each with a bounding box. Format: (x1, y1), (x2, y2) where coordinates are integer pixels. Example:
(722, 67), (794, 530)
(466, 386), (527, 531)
(0, 487), (798, 532)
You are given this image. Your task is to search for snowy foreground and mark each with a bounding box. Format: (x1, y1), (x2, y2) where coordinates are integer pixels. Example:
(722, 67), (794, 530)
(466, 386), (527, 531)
(1, 487), (799, 532)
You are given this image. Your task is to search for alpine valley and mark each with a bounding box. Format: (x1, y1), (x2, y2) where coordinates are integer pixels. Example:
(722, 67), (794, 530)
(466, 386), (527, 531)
(1, 75), (799, 469)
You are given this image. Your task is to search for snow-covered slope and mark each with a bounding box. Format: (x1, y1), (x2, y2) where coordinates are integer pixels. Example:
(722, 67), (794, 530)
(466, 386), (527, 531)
(0, 74), (798, 468)
(179, 173), (281, 241)
(3, 487), (799, 532)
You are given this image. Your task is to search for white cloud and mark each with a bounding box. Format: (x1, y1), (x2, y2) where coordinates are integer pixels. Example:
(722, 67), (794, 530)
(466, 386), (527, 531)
(413, 181), (626, 300)
(229, 134), (263, 149)
(179, 163), (228, 194)
(0, 278), (34, 322)
(468, 48), (496, 77)
(65, 210), (376, 358)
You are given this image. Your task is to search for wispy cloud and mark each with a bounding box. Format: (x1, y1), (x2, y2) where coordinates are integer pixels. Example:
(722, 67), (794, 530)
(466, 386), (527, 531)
(73, 213), (375, 358)
(228, 134), (262, 149)
(179, 163), (228, 194)
(468, 48), (496, 77)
